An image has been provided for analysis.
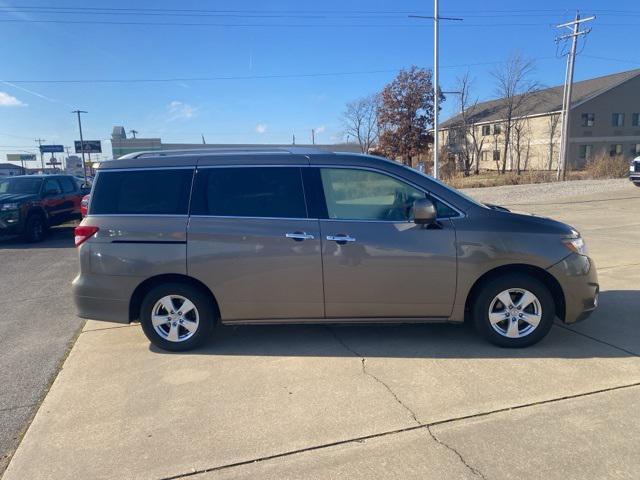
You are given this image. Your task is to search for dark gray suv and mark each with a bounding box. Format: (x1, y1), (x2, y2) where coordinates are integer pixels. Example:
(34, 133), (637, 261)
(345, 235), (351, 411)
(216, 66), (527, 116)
(72, 148), (599, 351)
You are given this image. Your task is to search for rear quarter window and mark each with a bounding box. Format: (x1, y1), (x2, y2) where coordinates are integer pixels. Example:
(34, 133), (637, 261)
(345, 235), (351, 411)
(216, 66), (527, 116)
(190, 167), (307, 218)
(90, 169), (194, 215)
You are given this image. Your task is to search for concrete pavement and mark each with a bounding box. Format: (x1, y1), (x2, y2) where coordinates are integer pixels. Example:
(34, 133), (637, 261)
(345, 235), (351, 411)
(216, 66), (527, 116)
(3, 181), (640, 480)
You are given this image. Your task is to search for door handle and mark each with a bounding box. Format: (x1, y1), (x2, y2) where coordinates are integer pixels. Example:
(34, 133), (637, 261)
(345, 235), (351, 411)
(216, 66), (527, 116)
(285, 232), (315, 241)
(326, 234), (356, 245)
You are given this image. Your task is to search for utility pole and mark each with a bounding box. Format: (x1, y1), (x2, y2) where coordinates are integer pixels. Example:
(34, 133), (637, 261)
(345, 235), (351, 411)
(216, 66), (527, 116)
(35, 138), (46, 172)
(556, 11), (594, 181)
(311, 129), (315, 145)
(292, 133), (296, 145)
(64, 146), (71, 171)
(129, 129), (138, 139)
(72, 110), (89, 187)
(409, 6), (462, 179)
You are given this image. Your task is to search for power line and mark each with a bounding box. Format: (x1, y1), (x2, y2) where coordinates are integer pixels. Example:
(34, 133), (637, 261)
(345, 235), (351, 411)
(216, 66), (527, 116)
(0, 58), (560, 85)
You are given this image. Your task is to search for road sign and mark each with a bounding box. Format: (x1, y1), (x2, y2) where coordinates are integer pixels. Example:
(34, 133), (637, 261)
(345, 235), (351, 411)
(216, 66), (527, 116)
(6, 153), (36, 162)
(75, 140), (101, 154)
(39, 145), (64, 153)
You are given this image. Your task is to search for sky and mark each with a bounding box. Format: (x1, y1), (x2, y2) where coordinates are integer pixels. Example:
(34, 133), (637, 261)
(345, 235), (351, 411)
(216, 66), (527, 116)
(0, 0), (638, 167)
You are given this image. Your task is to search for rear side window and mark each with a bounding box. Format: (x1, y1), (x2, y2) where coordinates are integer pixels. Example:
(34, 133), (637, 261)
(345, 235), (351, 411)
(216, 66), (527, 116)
(191, 167), (307, 218)
(59, 177), (76, 194)
(90, 169), (193, 215)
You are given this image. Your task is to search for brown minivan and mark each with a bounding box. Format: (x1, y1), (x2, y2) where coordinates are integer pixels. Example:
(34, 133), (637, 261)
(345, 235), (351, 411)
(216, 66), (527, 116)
(73, 148), (599, 351)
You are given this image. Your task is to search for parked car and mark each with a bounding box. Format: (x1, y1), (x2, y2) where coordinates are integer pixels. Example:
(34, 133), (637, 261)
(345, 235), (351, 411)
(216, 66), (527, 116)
(80, 194), (90, 217)
(73, 149), (599, 351)
(0, 174), (88, 242)
(630, 156), (640, 186)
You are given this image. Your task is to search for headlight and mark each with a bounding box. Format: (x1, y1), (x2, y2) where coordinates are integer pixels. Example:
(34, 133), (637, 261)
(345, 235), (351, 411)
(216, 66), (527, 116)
(563, 235), (588, 256)
(0, 203), (19, 211)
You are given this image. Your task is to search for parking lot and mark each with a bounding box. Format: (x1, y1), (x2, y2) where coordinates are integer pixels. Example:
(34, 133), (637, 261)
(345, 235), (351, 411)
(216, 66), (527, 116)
(2, 178), (640, 479)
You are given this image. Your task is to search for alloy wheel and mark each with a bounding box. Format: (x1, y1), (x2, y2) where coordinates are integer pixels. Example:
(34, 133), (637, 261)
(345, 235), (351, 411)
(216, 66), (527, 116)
(151, 295), (200, 343)
(488, 288), (542, 339)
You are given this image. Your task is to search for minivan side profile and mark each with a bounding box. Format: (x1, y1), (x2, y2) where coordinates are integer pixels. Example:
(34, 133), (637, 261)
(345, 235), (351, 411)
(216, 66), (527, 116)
(73, 149), (599, 351)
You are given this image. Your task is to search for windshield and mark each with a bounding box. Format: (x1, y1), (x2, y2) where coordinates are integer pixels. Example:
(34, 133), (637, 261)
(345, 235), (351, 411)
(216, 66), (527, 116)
(0, 177), (43, 195)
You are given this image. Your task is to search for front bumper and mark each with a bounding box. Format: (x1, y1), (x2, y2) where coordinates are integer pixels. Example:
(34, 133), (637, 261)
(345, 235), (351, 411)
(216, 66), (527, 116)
(630, 173), (640, 182)
(547, 253), (599, 324)
(0, 211), (24, 235)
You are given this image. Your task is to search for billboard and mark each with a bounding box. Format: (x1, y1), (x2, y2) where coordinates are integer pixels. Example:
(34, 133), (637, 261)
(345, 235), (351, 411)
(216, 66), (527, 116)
(75, 140), (102, 154)
(40, 144), (64, 153)
(7, 153), (36, 162)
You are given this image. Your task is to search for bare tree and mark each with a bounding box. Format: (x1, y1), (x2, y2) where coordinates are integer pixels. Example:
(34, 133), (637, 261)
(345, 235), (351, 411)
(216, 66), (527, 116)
(342, 94), (380, 153)
(512, 117), (531, 174)
(491, 52), (539, 174)
(547, 113), (561, 170)
(454, 71), (478, 176)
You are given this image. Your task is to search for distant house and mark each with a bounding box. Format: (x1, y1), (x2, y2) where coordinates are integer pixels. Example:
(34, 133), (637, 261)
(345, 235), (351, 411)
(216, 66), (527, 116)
(439, 69), (640, 170)
(0, 163), (26, 176)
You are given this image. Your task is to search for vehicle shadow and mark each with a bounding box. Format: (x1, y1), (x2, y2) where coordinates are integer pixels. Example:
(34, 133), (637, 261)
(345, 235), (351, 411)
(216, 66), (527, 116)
(0, 224), (76, 250)
(149, 290), (640, 359)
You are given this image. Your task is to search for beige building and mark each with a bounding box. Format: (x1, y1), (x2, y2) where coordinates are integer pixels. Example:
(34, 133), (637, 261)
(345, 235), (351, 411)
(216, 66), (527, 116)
(439, 69), (640, 171)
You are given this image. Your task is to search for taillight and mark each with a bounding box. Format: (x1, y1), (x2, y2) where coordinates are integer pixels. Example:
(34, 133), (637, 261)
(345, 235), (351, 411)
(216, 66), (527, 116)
(74, 225), (99, 247)
(80, 194), (90, 217)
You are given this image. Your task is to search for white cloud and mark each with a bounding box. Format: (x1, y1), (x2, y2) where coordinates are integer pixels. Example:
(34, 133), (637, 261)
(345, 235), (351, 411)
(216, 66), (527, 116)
(166, 100), (197, 121)
(0, 91), (26, 107)
(256, 123), (268, 134)
(315, 125), (326, 134)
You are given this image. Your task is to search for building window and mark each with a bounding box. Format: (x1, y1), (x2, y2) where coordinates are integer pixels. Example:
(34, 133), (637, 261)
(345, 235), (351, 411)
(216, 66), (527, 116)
(579, 145), (593, 160)
(493, 124), (502, 135)
(612, 113), (625, 127)
(481, 125), (491, 136)
(493, 150), (501, 161)
(632, 113), (640, 127)
(634, 144), (640, 156)
(609, 144), (623, 157)
(581, 113), (595, 127)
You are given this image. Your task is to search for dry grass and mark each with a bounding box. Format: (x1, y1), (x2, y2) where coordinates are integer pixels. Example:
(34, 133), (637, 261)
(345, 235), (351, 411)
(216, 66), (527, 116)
(585, 153), (629, 179)
(445, 170), (586, 189)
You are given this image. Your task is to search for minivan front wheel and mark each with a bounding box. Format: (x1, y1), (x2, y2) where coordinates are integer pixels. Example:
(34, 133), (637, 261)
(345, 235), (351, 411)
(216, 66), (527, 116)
(140, 283), (215, 351)
(472, 274), (555, 348)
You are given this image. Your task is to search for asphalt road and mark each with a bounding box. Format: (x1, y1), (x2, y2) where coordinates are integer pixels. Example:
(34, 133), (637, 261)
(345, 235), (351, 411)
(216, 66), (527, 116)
(0, 226), (83, 472)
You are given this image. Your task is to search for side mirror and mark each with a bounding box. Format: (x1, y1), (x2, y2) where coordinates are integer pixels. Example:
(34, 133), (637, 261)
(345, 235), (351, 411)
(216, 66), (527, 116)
(413, 198), (437, 225)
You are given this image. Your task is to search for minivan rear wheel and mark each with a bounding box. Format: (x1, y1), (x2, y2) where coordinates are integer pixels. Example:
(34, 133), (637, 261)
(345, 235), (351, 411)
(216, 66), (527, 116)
(140, 283), (215, 351)
(472, 273), (555, 348)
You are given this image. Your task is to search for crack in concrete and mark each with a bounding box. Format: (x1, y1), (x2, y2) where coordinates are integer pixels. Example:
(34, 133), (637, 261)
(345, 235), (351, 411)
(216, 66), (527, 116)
(426, 425), (487, 480)
(327, 327), (487, 479)
(160, 381), (640, 480)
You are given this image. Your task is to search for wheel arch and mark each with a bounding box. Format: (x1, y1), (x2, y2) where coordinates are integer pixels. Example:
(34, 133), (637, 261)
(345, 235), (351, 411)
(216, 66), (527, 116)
(129, 273), (221, 322)
(464, 264), (566, 322)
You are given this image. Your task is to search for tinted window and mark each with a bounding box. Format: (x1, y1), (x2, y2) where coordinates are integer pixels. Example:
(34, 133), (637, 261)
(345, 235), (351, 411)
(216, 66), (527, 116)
(320, 168), (457, 221)
(0, 177), (42, 194)
(43, 178), (62, 194)
(59, 177), (76, 194)
(91, 169), (193, 215)
(191, 167), (307, 218)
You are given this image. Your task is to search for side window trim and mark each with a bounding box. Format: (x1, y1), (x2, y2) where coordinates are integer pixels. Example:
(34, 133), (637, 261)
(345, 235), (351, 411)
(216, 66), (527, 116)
(312, 165), (464, 221)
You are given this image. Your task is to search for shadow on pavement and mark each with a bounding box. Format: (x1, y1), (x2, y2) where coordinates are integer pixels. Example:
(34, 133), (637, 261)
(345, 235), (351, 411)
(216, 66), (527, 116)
(0, 225), (76, 250)
(150, 290), (639, 359)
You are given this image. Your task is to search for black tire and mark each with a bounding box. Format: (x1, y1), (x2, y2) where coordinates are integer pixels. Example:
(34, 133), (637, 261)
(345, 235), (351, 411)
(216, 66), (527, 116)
(472, 273), (555, 348)
(140, 283), (216, 351)
(633, 181), (640, 188)
(23, 214), (46, 243)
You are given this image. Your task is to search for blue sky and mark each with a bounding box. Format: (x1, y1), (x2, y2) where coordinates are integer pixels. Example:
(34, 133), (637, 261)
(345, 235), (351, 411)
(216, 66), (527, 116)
(0, 0), (638, 165)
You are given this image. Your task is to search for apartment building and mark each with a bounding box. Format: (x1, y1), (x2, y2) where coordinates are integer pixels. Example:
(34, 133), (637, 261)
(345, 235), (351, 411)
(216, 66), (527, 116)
(439, 69), (640, 171)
